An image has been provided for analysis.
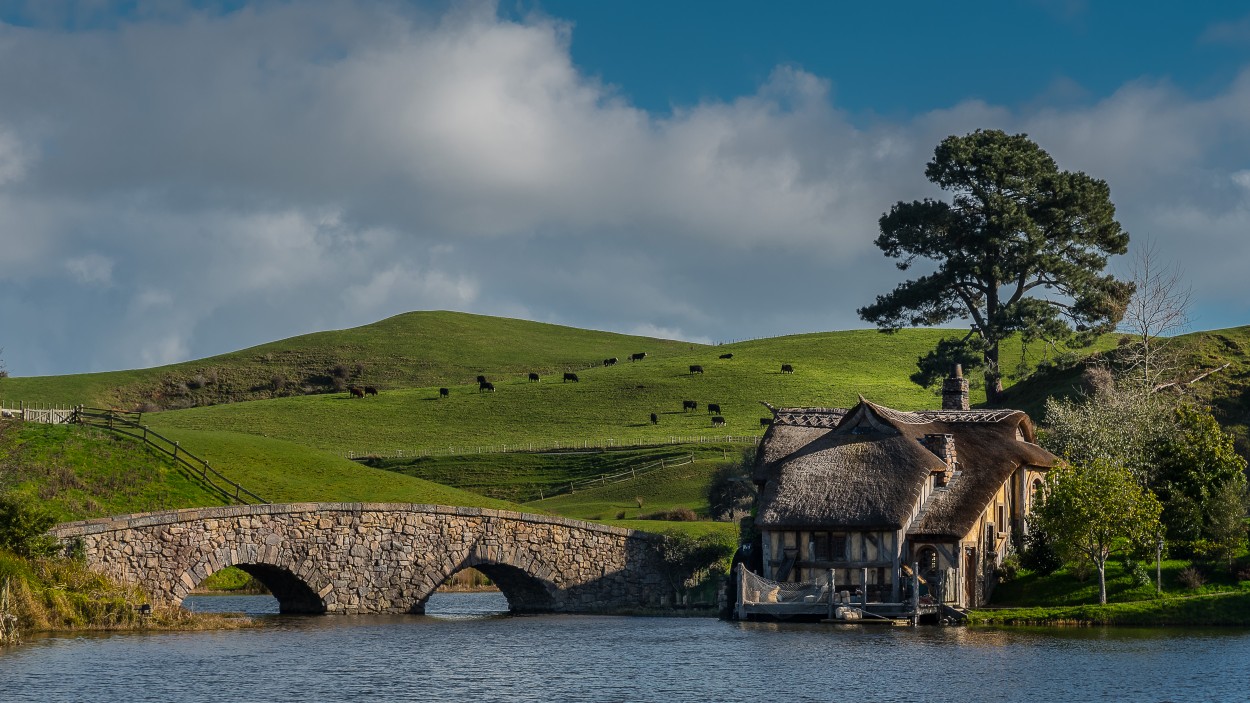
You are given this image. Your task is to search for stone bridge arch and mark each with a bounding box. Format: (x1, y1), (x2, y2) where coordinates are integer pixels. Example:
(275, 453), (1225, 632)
(50, 503), (668, 615)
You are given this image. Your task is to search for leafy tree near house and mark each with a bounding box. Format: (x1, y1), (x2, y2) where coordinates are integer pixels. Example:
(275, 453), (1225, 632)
(655, 531), (734, 605)
(859, 129), (1133, 402)
(1032, 459), (1162, 605)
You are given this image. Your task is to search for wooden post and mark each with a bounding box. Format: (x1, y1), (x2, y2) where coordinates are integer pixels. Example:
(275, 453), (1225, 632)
(911, 561), (920, 626)
(1156, 538), (1164, 595)
(827, 569), (836, 621)
(861, 567), (869, 612)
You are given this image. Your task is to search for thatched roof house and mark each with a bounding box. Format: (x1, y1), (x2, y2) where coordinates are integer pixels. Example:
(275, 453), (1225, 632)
(750, 369), (1056, 608)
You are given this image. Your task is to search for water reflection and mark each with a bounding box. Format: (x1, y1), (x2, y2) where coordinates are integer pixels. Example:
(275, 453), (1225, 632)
(4, 594), (1250, 702)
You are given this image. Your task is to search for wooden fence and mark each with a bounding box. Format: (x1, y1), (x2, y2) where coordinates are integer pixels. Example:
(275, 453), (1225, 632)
(0, 402), (76, 424)
(73, 407), (267, 506)
(531, 453), (696, 501)
(342, 434), (762, 461)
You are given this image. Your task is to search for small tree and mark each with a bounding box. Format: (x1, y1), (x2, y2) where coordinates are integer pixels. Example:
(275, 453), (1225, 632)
(1042, 376), (1171, 485)
(1153, 405), (1249, 553)
(1117, 240), (1192, 391)
(0, 493), (60, 558)
(705, 448), (756, 521)
(656, 532), (735, 605)
(1199, 475), (1250, 573)
(1032, 460), (1162, 604)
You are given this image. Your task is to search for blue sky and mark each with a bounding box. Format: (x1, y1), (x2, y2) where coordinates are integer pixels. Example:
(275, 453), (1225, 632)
(1, 1), (1249, 375)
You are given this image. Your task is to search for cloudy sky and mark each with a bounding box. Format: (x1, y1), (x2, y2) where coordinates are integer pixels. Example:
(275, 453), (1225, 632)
(2, 0), (1249, 376)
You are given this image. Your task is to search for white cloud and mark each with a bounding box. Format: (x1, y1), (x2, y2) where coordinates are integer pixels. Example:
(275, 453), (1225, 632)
(0, 1), (1248, 375)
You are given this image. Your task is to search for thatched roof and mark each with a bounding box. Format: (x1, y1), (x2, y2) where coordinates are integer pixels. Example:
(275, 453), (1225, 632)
(754, 399), (1056, 538)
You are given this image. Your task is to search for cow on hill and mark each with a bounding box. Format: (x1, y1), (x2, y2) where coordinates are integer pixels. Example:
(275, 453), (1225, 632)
(563, 372), (579, 383)
(689, 365), (704, 375)
(528, 372), (540, 382)
(630, 352), (647, 362)
(650, 413), (659, 424)
(348, 386), (364, 398)
(364, 386), (378, 396)
(682, 400), (697, 412)
(781, 364), (794, 374)
(719, 353), (733, 360)
(476, 375), (488, 384)
(603, 357), (618, 367)
(711, 416), (726, 427)
(760, 417), (772, 426)
(707, 403), (721, 414)
(479, 381), (495, 392)
(439, 387), (450, 398)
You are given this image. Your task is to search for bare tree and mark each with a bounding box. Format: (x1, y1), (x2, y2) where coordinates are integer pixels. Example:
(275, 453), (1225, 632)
(1118, 241), (1192, 391)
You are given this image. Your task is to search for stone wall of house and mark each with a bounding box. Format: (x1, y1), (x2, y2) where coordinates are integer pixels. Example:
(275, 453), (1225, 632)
(50, 503), (668, 614)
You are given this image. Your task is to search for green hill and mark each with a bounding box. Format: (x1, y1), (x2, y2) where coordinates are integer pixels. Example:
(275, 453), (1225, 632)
(0, 311), (699, 410)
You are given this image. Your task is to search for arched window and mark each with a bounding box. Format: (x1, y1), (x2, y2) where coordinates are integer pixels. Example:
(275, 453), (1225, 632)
(917, 546), (939, 577)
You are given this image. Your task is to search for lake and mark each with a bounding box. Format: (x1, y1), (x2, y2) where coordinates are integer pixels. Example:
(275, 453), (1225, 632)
(2, 592), (1249, 702)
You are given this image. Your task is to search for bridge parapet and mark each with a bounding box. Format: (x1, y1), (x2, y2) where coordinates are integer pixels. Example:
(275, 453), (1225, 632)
(52, 503), (667, 615)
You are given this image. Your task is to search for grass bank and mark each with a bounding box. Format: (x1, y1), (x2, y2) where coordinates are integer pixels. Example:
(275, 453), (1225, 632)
(0, 550), (251, 646)
(970, 587), (1250, 626)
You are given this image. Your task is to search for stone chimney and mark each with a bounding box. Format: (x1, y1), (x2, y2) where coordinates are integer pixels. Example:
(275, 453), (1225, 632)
(921, 433), (957, 486)
(942, 364), (970, 411)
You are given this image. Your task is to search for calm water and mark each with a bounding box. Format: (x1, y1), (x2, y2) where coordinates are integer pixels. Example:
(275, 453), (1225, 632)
(3, 593), (1250, 702)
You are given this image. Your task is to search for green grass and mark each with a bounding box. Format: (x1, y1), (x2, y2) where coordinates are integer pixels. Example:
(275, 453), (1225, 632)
(145, 426), (522, 510)
(993, 558), (1246, 607)
(523, 454), (734, 519)
(137, 327), (1089, 457)
(0, 311), (698, 409)
(371, 444), (740, 503)
(0, 420), (226, 521)
(970, 588), (1250, 626)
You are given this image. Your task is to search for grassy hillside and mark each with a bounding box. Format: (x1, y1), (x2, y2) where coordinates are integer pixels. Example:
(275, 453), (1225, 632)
(0, 311), (698, 409)
(139, 327), (1071, 456)
(522, 454), (735, 520)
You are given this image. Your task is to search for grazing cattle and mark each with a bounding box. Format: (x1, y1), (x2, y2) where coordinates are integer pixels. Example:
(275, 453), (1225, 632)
(707, 403), (721, 414)
(650, 413), (659, 424)
(760, 417), (772, 426)
(689, 365), (704, 375)
(563, 372), (580, 383)
(603, 357), (618, 367)
(476, 375), (488, 384)
(364, 386), (378, 396)
(781, 363), (794, 374)
(528, 372), (540, 382)
(630, 352), (647, 362)
(719, 353), (733, 360)
(682, 400), (697, 412)
(479, 381), (495, 392)
(711, 416), (726, 427)
(348, 386), (364, 398)
(439, 387), (450, 398)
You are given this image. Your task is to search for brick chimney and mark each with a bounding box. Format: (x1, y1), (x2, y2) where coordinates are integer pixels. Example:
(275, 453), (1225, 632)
(921, 433), (957, 486)
(942, 364), (970, 411)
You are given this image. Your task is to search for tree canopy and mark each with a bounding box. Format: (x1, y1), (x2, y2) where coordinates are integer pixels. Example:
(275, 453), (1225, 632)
(859, 129), (1133, 401)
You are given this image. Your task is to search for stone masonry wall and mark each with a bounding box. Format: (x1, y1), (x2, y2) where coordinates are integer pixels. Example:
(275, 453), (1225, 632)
(50, 503), (668, 614)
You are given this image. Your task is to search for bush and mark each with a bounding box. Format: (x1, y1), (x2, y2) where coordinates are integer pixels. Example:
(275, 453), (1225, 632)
(0, 493), (60, 558)
(1122, 557), (1151, 588)
(640, 507), (697, 522)
(1177, 565), (1206, 590)
(994, 554), (1020, 583)
(1019, 527), (1063, 576)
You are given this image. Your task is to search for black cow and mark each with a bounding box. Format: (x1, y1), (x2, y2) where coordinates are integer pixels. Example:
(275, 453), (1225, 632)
(476, 375), (488, 384)
(650, 413), (659, 424)
(781, 363), (794, 374)
(528, 372), (540, 382)
(760, 417), (772, 426)
(364, 386), (378, 396)
(439, 387), (450, 398)
(603, 357), (618, 367)
(711, 416), (726, 427)
(707, 403), (721, 414)
(689, 365), (704, 374)
(348, 386), (364, 398)
(563, 372), (579, 383)
(682, 400), (697, 411)
(479, 381), (495, 392)
(719, 353), (733, 360)
(630, 352), (647, 361)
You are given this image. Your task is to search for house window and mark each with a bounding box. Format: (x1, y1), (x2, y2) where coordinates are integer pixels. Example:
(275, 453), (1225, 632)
(997, 505), (1006, 534)
(808, 532), (847, 561)
(917, 546), (939, 576)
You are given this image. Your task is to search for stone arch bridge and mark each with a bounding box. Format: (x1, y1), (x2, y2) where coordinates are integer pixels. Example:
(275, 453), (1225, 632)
(50, 503), (669, 614)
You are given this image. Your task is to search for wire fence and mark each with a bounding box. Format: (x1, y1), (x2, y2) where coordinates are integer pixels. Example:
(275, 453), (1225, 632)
(342, 434), (762, 461)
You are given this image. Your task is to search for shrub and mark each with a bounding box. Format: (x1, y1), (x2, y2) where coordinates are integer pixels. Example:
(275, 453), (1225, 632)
(615, 511), (626, 520)
(1122, 557), (1151, 588)
(1019, 527), (1063, 576)
(994, 554), (1020, 583)
(640, 507), (697, 522)
(0, 493), (60, 558)
(1177, 565), (1206, 590)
